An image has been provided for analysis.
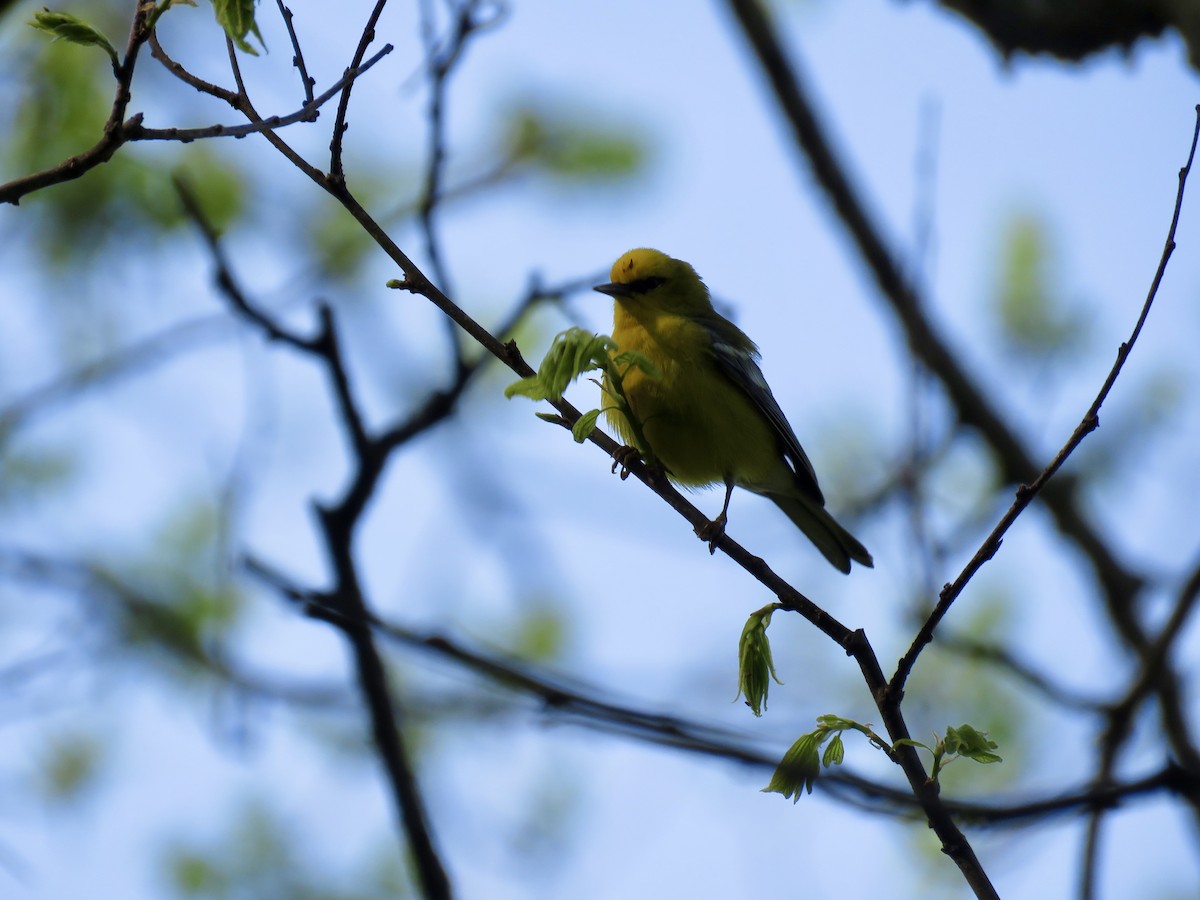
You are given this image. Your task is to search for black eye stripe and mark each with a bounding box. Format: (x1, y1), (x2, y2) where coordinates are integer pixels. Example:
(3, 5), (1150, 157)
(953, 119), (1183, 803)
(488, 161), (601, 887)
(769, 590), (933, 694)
(625, 276), (666, 294)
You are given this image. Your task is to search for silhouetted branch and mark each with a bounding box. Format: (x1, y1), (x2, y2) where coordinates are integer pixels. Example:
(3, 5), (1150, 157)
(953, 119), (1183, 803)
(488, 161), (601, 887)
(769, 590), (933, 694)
(329, 0), (390, 183)
(0, 0), (155, 205)
(276, 0), (315, 104)
(723, 0), (1146, 645)
(893, 106), (1200, 696)
(0, 4), (391, 205)
(178, 175), (450, 899)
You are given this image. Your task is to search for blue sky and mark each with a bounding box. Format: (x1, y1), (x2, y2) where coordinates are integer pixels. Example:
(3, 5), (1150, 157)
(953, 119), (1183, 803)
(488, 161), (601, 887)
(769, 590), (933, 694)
(2, 1), (1200, 897)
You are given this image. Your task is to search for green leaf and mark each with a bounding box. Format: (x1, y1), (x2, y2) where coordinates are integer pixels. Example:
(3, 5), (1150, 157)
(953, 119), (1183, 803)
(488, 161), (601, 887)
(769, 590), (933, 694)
(945, 724), (1002, 764)
(736, 605), (782, 717)
(503, 376), (542, 400)
(211, 0), (264, 55)
(29, 9), (119, 68)
(504, 327), (615, 403)
(815, 713), (860, 732)
(822, 733), (845, 768)
(571, 408), (601, 443)
(762, 733), (821, 801)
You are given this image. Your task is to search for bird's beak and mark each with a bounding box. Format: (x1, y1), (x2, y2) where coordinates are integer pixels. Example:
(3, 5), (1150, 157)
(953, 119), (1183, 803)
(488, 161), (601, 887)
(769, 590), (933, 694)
(593, 282), (628, 299)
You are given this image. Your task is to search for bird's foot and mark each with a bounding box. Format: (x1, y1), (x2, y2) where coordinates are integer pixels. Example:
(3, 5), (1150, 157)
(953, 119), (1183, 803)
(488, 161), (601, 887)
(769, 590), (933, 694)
(696, 513), (728, 555)
(611, 445), (641, 480)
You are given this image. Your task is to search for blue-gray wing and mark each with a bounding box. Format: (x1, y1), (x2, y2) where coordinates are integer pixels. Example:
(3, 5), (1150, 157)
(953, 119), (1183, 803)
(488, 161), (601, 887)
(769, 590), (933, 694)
(707, 326), (825, 505)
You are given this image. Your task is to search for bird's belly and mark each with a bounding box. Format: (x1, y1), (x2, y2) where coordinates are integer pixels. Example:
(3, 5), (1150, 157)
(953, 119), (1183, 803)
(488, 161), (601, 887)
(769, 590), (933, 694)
(608, 362), (782, 489)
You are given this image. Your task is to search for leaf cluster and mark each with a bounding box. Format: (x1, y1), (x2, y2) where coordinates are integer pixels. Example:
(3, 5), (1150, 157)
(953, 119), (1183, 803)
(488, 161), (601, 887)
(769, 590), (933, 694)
(505, 326), (658, 447)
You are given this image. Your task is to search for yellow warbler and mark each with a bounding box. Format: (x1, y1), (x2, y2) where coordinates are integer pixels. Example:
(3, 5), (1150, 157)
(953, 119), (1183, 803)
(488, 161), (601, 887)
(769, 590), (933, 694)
(594, 248), (872, 573)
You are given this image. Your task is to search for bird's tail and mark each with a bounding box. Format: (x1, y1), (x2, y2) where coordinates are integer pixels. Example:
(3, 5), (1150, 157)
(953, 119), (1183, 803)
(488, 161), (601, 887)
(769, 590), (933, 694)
(767, 492), (873, 574)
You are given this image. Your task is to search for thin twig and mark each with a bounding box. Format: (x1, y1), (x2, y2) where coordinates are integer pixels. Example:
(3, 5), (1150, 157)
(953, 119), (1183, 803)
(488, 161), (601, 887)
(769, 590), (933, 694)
(891, 105), (1200, 699)
(415, 0), (485, 366)
(329, 0), (391, 183)
(414, 1), (504, 294)
(128, 45), (392, 143)
(275, 0), (315, 103)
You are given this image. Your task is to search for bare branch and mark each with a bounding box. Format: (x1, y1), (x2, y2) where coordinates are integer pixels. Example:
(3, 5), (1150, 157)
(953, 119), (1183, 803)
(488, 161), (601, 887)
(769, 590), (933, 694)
(275, 0), (316, 104)
(721, 0), (1146, 645)
(329, 0), (391, 183)
(415, 0), (506, 297)
(891, 106), (1200, 696)
(128, 44), (392, 143)
(177, 186), (449, 899)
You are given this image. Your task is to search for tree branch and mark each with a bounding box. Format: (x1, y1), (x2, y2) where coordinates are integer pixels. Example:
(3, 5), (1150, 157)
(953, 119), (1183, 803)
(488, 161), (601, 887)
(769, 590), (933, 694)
(0, 0), (154, 205)
(892, 105), (1200, 696)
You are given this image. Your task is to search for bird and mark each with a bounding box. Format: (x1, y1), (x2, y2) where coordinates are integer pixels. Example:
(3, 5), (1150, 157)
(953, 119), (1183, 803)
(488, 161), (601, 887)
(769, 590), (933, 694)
(593, 248), (872, 573)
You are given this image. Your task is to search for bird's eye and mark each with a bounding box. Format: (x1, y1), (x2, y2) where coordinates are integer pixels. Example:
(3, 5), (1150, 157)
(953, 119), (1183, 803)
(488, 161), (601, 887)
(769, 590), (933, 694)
(624, 276), (666, 294)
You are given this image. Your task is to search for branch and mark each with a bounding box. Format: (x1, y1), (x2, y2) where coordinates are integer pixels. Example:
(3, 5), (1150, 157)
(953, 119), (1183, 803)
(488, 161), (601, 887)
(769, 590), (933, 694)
(5, 538), (1195, 859)
(126, 44), (392, 143)
(240, 553), (1200, 830)
(414, 0), (505, 296)
(0, 16), (393, 205)
(329, 0), (390, 183)
(892, 105), (1200, 696)
(722, 7), (1200, 882)
(722, 0), (1147, 654)
(0, 0), (155, 205)
(179, 184), (450, 900)
(275, 0), (316, 104)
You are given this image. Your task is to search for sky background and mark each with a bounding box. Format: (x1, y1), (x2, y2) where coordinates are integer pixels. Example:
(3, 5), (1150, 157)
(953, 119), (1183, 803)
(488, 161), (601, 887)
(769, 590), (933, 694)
(2, 0), (1200, 898)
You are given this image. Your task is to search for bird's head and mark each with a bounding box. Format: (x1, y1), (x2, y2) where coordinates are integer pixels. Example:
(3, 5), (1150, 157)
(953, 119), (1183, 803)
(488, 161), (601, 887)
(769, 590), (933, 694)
(593, 248), (710, 315)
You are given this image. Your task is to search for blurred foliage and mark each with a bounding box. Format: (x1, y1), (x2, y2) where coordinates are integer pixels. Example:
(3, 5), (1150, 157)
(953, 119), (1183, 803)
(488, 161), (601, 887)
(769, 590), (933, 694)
(909, 594), (1026, 795)
(504, 598), (569, 662)
(300, 193), (379, 282)
(992, 212), (1088, 360)
(6, 34), (246, 266)
(37, 731), (106, 803)
(108, 500), (245, 682)
(303, 98), (651, 284)
(502, 101), (649, 183)
(164, 800), (411, 899)
(926, 433), (1000, 527)
(0, 435), (76, 508)
(934, 0), (1200, 72)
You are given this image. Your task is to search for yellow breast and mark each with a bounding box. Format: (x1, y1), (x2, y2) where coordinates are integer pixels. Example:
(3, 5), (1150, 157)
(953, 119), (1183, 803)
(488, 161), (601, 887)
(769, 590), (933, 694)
(605, 305), (782, 488)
